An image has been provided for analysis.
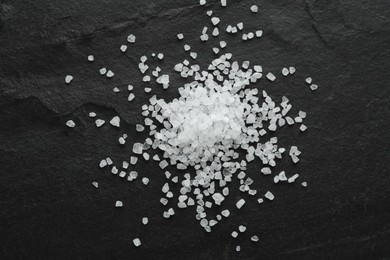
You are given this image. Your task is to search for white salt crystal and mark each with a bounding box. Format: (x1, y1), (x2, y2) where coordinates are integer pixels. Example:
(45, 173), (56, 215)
(282, 67), (289, 76)
(301, 181), (308, 187)
(255, 30), (263, 37)
(89, 112), (96, 118)
(130, 156), (138, 165)
(66, 120), (75, 128)
(157, 53), (164, 60)
(265, 191), (274, 200)
(220, 41), (227, 48)
(92, 181), (98, 188)
(115, 201), (123, 207)
(127, 34), (136, 43)
(120, 45), (127, 52)
(110, 116), (120, 127)
(239, 225), (246, 232)
(305, 77), (312, 84)
(300, 124), (307, 131)
(266, 72), (276, 81)
(199, 0), (206, 5)
(128, 93), (135, 101)
(95, 119), (106, 127)
(211, 17), (220, 26)
(310, 84), (318, 90)
(261, 167), (271, 175)
(257, 198), (264, 204)
(289, 66), (296, 74)
(142, 217), (149, 225)
(65, 75), (73, 84)
(177, 33), (184, 40)
(106, 70), (114, 78)
(231, 231), (238, 238)
(88, 55), (94, 61)
(159, 160), (168, 169)
(221, 0), (227, 6)
(251, 235), (259, 242)
(250, 5), (258, 13)
(236, 198), (245, 209)
(133, 143), (143, 154)
(133, 238), (141, 247)
(99, 68), (107, 75)
(142, 177), (150, 185)
(221, 209), (230, 217)
(236, 246), (241, 252)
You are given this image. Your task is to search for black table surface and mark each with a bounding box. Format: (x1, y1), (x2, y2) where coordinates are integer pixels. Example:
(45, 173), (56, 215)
(1, 0), (390, 259)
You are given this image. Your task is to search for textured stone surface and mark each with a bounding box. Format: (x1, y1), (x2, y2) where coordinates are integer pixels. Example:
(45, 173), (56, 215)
(0, 0), (390, 259)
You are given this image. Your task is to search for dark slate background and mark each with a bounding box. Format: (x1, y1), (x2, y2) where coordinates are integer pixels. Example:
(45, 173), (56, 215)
(1, 0), (390, 259)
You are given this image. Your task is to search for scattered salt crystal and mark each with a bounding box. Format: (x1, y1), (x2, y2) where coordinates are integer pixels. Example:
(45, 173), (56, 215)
(157, 53), (164, 60)
(88, 55), (94, 62)
(99, 159), (107, 168)
(89, 112), (96, 118)
(159, 160), (168, 169)
(265, 191), (274, 200)
(92, 181), (98, 188)
(257, 198), (264, 204)
(251, 235), (259, 242)
(177, 33), (184, 40)
(250, 5), (258, 13)
(221, 209), (230, 217)
(115, 201), (123, 207)
(289, 66), (296, 74)
(128, 93), (135, 101)
(142, 177), (150, 185)
(236, 246), (241, 252)
(305, 77), (312, 84)
(110, 116), (120, 127)
(65, 75), (73, 84)
(211, 17), (220, 26)
(120, 45), (127, 52)
(239, 225), (246, 232)
(300, 124), (307, 131)
(310, 84), (318, 90)
(266, 72), (276, 81)
(199, 0), (206, 5)
(236, 198), (245, 209)
(106, 70), (114, 78)
(130, 156), (138, 165)
(231, 231), (238, 238)
(282, 67), (289, 76)
(219, 41), (227, 48)
(133, 143), (143, 154)
(133, 238), (141, 247)
(127, 34), (136, 43)
(143, 152), (150, 161)
(301, 181), (308, 187)
(261, 167), (271, 175)
(66, 120), (75, 128)
(99, 68), (107, 75)
(221, 0), (226, 6)
(142, 217), (149, 225)
(255, 30), (263, 37)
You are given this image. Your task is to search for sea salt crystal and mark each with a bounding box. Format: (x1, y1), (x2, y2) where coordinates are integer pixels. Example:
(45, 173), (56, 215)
(133, 143), (143, 154)
(92, 181), (98, 188)
(211, 17), (220, 26)
(282, 67), (289, 76)
(236, 199), (245, 209)
(115, 201), (123, 207)
(266, 72), (276, 81)
(305, 77), (312, 84)
(65, 75), (73, 84)
(88, 55), (94, 61)
(120, 45), (127, 52)
(110, 116), (120, 127)
(133, 238), (141, 247)
(142, 217), (149, 225)
(265, 191), (274, 200)
(250, 5), (258, 13)
(127, 34), (136, 43)
(66, 120), (75, 128)
(251, 235), (259, 242)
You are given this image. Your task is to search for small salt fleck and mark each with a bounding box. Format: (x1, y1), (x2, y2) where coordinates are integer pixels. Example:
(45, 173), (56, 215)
(88, 55), (94, 62)
(89, 112), (96, 118)
(301, 182), (308, 187)
(106, 70), (114, 78)
(211, 17), (220, 26)
(115, 201), (123, 207)
(265, 191), (274, 201)
(289, 66), (296, 74)
(199, 0), (206, 5)
(266, 72), (276, 81)
(310, 84), (318, 90)
(133, 238), (141, 247)
(66, 120), (75, 128)
(95, 119), (105, 127)
(282, 67), (289, 76)
(300, 124), (307, 131)
(142, 177), (150, 185)
(177, 33), (184, 40)
(65, 75), (73, 84)
(157, 53), (164, 60)
(110, 116), (120, 127)
(251, 235), (259, 242)
(127, 34), (136, 43)
(257, 198), (264, 204)
(120, 45), (127, 52)
(231, 231), (238, 238)
(92, 181), (98, 188)
(236, 198), (245, 209)
(99, 68), (107, 75)
(142, 217), (149, 225)
(220, 41), (227, 48)
(305, 77), (312, 84)
(184, 44), (191, 51)
(236, 245), (241, 252)
(239, 225), (246, 232)
(251, 5), (258, 13)
(255, 30), (263, 37)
